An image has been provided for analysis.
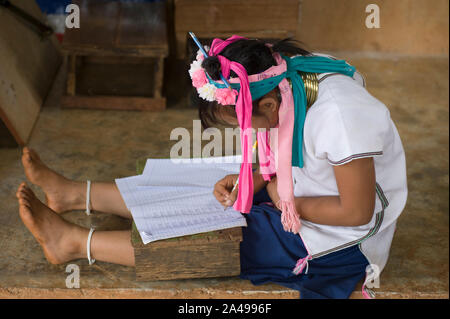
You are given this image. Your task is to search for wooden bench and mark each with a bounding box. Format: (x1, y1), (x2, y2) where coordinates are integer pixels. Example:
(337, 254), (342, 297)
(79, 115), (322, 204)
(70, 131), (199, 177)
(61, 0), (168, 111)
(174, 0), (300, 59)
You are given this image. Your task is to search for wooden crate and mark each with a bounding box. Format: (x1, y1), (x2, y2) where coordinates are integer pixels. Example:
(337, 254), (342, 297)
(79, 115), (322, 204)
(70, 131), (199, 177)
(131, 158), (243, 281)
(132, 224), (243, 281)
(61, 0), (168, 111)
(174, 0), (300, 58)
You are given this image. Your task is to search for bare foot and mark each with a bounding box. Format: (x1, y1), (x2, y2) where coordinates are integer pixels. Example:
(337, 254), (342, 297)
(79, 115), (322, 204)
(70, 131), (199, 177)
(21, 147), (84, 213)
(16, 182), (87, 265)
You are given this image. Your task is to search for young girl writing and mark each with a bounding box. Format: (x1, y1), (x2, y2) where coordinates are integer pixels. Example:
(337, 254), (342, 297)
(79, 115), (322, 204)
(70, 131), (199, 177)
(16, 36), (407, 299)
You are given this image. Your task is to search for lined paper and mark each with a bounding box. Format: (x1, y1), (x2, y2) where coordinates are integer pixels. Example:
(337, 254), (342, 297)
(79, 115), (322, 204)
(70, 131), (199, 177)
(115, 156), (247, 244)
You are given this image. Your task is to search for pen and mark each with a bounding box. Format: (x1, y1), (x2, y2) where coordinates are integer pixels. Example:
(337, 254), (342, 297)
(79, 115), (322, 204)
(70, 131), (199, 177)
(188, 31), (231, 89)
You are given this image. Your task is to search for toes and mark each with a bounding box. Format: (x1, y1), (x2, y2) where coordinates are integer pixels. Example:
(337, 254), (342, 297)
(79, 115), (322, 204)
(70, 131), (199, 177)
(17, 186), (32, 209)
(21, 185), (36, 200)
(16, 183), (37, 203)
(22, 147), (40, 163)
(16, 182), (27, 197)
(17, 184), (31, 202)
(18, 197), (31, 208)
(17, 189), (30, 201)
(17, 182), (28, 193)
(28, 148), (40, 161)
(18, 200), (34, 224)
(21, 151), (32, 165)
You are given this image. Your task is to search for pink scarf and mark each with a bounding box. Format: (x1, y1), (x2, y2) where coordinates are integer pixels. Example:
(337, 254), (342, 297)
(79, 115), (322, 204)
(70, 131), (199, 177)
(209, 36), (301, 234)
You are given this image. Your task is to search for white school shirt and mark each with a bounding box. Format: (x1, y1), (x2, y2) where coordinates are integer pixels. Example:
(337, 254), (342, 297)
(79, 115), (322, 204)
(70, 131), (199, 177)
(292, 54), (408, 277)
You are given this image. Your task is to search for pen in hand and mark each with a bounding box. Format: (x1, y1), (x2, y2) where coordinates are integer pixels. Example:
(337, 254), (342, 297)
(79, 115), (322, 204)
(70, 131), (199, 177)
(223, 177), (239, 211)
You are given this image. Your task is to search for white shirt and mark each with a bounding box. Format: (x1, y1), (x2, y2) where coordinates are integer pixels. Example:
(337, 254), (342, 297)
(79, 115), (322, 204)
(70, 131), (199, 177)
(292, 56), (408, 276)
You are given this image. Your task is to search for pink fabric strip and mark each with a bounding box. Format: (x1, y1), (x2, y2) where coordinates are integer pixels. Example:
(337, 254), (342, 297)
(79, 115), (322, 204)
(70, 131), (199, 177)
(271, 52), (301, 233)
(209, 36), (254, 213)
(207, 36), (301, 233)
(257, 130), (275, 181)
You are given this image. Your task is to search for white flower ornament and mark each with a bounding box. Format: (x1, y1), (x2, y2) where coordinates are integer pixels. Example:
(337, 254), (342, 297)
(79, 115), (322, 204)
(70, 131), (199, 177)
(189, 46), (237, 105)
(197, 83), (217, 102)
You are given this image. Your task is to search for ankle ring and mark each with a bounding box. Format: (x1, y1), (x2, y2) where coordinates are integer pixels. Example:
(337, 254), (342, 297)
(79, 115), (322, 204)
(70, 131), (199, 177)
(86, 180), (91, 216)
(87, 227), (96, 265)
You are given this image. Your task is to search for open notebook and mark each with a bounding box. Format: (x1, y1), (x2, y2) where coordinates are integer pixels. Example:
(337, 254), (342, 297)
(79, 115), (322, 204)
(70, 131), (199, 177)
(115, 156), (247, 244)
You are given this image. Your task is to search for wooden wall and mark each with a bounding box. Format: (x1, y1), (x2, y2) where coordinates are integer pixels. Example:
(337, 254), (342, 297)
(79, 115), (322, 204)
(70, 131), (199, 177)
(297, 0), (449, 56)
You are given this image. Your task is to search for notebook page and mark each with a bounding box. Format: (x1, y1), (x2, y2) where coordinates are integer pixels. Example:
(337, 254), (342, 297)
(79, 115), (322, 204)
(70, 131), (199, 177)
(139, 156), (242, 187)
(115, 155), (247, 244)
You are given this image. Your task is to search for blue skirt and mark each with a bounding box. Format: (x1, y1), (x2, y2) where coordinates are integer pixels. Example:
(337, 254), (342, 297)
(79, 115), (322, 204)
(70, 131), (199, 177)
(239, 188), (369, 299)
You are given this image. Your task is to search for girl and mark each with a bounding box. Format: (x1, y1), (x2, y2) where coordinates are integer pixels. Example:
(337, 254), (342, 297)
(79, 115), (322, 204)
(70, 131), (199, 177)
(16, 36), (407, 299)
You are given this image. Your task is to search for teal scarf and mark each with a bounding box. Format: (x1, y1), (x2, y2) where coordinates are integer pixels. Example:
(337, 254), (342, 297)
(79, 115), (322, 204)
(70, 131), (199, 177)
(210, 54), (356, 167)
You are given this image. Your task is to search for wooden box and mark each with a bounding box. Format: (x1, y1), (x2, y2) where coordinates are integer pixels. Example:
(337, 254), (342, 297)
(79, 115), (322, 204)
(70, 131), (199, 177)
(61, 0), (168, 111)
(131, 224), (243, 281)
(131, 158), (243, 281)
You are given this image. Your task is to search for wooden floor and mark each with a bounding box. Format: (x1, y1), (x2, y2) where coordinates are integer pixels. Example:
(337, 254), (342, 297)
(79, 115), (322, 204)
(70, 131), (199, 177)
(0, 55), (448, 299)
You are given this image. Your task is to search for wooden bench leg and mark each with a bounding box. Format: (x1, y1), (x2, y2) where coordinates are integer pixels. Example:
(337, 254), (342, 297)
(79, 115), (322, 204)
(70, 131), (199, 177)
(153, 57), (164, 99)
(66, 54), (77, 96)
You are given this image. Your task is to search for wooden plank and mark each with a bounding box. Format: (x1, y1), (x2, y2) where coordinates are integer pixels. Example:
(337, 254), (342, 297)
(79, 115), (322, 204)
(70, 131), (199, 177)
(66, 55), (77, 96)
(175, 0), (299, 32)
(0, 0), (61, 146)
(118, 1), (168, 49)
(153, 57), (164, 98)
(132, 226), (243, 248)
(178, 30), (293, 59)
(83, 56), (156, 65)
(60, 46), (168, 58)
(75, 58), (156, 97)
(175, 31), (187, 59)
(63, 0), (168, 55)
(174, 0), (299, 58)
(135, 241), (241, 281)
(63, 0), (120, 49)
(61, 95), (166, 111)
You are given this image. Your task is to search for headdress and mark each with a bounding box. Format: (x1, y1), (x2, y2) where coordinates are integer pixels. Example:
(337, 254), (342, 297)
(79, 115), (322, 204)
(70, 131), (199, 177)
(189, 33), (356, 234)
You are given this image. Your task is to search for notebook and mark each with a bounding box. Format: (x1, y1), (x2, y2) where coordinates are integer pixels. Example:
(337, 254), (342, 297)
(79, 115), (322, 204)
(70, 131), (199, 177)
(115, 155), (247, 244)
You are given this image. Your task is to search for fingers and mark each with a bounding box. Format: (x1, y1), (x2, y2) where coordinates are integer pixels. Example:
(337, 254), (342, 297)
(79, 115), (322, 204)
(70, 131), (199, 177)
(225, 184), (238, 207)
(215, 180), (230, 198)
(213, 174), (238, 208)
(213, 180), (230, 208)
(213, 188), (228, 206)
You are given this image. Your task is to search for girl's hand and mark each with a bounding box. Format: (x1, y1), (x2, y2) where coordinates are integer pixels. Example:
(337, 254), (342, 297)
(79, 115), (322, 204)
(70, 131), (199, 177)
(266, 176), (280, 208)
(213, 174), (239, 208)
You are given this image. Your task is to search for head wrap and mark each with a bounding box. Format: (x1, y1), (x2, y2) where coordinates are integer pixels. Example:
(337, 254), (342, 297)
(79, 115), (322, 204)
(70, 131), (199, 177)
(190, 35), (355, 234)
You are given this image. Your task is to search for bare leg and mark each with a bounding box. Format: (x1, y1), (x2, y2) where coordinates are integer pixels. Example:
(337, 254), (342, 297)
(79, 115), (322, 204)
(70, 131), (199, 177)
(16, 182), (135, 266)
(21, 147), (131, 219)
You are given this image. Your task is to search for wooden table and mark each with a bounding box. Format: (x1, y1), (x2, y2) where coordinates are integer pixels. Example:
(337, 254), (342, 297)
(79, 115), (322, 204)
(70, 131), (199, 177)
(61, 0), (168, 111)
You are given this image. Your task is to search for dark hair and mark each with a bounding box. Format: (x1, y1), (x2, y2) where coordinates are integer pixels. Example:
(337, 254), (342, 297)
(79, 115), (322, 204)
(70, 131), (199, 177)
(192, 38), (310, 128)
